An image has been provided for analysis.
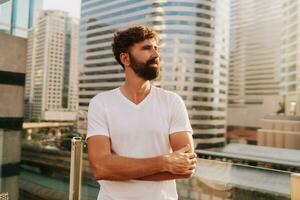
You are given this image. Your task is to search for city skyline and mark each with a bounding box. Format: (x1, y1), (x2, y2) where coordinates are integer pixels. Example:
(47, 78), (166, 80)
(0, 0), (300, 199)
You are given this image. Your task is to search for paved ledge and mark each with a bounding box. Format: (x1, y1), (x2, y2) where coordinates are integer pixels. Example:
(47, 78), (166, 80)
(264, 114), (300, 121)
(177, 159), (290, 200)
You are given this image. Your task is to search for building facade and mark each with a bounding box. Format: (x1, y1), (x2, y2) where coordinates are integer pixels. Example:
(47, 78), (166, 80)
(25, 10), (79, 122)
(228, 0), (282, 128)
(79, 0), (230, 149)
(0, 32), (27, 200)
(280, 0), (300, 116)
(0, 0), (43, 37)
(256, 0), (300, 151)
(257, 115), (300, 150)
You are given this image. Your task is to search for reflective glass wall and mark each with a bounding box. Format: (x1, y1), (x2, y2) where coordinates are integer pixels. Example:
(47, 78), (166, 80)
(0, 0), (43, 37)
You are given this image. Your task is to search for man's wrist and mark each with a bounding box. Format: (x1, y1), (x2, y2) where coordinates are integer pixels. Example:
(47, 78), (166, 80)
(157, 155), (170, 172)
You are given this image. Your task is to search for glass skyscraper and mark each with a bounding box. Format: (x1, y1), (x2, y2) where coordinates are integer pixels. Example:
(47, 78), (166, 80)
(0, 0), (43, 37)
(79, 0), (230, 149)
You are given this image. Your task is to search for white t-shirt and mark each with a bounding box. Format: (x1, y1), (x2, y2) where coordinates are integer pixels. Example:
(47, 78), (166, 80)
(87, 85), (193, 200)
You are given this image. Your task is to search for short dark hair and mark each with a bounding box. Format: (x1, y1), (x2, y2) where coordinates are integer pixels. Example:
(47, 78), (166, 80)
(112, 25), (159, 68)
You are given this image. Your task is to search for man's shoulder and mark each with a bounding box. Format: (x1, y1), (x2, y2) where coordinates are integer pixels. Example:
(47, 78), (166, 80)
(90, 88), (119, 104)
(153, 86), (181, 101)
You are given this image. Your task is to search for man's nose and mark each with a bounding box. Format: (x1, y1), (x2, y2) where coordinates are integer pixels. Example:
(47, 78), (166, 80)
(152, 48), (160, 58)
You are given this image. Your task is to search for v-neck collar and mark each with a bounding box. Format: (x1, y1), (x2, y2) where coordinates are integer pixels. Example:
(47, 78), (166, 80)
(117, 85), (154, 108)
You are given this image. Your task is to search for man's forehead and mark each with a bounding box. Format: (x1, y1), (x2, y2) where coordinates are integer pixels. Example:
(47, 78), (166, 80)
(135, 39), (158, 47)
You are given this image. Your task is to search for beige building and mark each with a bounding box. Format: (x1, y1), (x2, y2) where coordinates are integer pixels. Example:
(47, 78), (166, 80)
(280, 0), (300, 116)
(258, 115), (300, 150)
(25, 10), (79, 122)
(228, 0), (282, 129)
(0, 33), (27, 200)
(256, 0), (300, 150)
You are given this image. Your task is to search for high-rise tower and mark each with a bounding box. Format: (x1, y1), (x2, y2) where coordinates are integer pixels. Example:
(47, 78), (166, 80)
(79, 0), (230, 149)
(25, 10), (79, 121)
(228, 0), (282, 128)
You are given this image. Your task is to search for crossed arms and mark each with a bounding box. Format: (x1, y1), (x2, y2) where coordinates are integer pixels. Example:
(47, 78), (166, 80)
(87, 131), (197, 181)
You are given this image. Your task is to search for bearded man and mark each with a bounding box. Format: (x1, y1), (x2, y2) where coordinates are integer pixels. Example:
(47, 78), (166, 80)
(87, 25), (196, 200)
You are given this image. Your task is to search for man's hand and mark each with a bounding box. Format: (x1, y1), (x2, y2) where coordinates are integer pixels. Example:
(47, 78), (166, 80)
(164, 144), (197, 175)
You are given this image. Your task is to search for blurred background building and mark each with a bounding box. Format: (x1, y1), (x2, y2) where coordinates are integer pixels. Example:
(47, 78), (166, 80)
(228, 0), (282, 130)
(229, 0), (300, 150)
(0, 0), (43, 38)
(0, 1), (43, 199)
(24, 10), (79, 122)
(0, 32), (27, 200)
(79, 0), (230, 149)
(257, 0), (300, 150)
(280, 0), (300, 116)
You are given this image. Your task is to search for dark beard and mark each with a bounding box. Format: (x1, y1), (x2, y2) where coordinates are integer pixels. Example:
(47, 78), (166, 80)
(129, 53), (160, 81)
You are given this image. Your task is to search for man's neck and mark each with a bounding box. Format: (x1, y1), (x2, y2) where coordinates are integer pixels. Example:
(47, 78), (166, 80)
(121, 78), (151, 104)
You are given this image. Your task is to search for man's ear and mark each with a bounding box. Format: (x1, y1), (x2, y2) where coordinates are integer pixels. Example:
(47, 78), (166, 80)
(120, 52), (130, 67)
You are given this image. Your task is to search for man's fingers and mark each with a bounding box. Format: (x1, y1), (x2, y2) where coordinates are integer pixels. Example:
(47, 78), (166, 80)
(189, 164), (197, 170)
(189, 158), (197, 165)
(182, 169), (195, 175)
(187, 153), (196, 159)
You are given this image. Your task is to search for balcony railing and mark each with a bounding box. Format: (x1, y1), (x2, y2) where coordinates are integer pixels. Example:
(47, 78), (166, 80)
(18, 138), (300, 200)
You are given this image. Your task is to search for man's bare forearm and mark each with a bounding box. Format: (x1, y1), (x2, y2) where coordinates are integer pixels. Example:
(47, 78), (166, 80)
(137, 172), (193, 181)
(88, 136), (196, 182)
(90, 154), (168, 181)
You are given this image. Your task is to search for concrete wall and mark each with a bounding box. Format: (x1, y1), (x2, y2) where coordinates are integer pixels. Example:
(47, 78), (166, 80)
(43, 111), (77, 121)
(0, 33), (27, 200)
(228, 95), (281, 128)
(258, 115), (300, 149)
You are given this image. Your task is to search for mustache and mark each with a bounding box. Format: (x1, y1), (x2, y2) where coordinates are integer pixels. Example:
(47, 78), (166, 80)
(146, 57), (159, 65)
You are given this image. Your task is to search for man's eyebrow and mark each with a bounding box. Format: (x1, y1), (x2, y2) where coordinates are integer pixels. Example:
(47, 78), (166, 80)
(141, 44), (158, 49)
(141, 44), (153, 49)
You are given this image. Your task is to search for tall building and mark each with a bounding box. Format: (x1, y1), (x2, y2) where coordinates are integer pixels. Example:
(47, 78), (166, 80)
(0, 33), (27, 200)
(228, 0), (282, 128)
(256, 0), (300, 151)
(0, 0), (43, 37)
(24, 10), (79, 122)
(280, 0), (300, 116)
(79, 0), (230, 149)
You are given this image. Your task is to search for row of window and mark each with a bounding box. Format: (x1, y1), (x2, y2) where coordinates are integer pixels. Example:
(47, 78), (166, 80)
(82, 0), (212, 15)
(84, 37), (211, 51)
(188, 105), (225, 111)
(80, 78), (125, 84)
(192, 124), (225, 129)
(83, 11), (212, 30)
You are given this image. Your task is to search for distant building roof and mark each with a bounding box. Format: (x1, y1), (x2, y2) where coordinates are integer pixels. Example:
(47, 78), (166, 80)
(222, 144), (300, 166)
(226, 130), (257, 141)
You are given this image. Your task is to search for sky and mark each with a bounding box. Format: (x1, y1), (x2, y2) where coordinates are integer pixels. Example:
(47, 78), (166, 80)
(43, 0), (81, 18)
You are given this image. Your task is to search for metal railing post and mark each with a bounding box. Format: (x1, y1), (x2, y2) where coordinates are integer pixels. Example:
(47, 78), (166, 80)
(291, 173), (300, 200)
(69, 137), (83, 200)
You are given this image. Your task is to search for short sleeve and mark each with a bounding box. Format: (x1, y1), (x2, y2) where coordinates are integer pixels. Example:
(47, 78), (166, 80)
(87, 97), (110, 139)
(169, 94), (193, 135)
